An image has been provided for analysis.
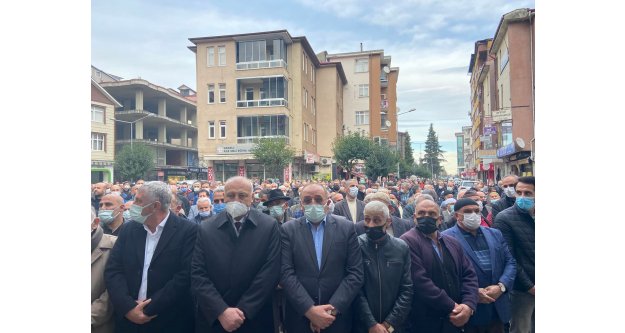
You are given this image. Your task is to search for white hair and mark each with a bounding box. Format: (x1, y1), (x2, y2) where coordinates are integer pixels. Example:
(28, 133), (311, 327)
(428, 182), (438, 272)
(140, 181), (172, 212)
(364, 200), (390, 219)
(197, 197), (212, 205)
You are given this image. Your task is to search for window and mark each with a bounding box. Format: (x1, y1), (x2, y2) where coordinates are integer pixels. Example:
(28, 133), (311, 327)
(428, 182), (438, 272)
(310, 64), (313, 80)
(207, 46), (215, 66)
(312, 68), (315, 83)
(237, 115), (289, 138)
(208, 121), (215, 139)
(381, 112), (388, 129)
(311, 97), (316, 115)
(218, 46), (226, 66)
(358, 84), (369, 97)
(219, 120), (226, 138)
(219, 84), (226, 103)
(91, 105), (104, 123)
(302, 52), (305, 71)
(304, 123), (308, 142)
(91, 133), (105, 151)
(208, 84), (215, 104)
(355, 111), (369, 125)
(245, 87), (254, 100)
(355, 58), (369, 73)
(304, 89), (308, 108)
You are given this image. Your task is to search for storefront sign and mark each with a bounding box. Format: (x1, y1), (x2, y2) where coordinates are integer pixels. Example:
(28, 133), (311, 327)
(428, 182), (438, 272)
(483, 126), (497, 135)
(238, 166), (245, 177)
(497, 143), (516, 158)
(492, 109), (512, 122)
(216, 144), (255, 155)
(304, 150), (319, 164)
(187, 167), (200, 173)
(283, 163), (291, 182)
(207, 167), (214, 181)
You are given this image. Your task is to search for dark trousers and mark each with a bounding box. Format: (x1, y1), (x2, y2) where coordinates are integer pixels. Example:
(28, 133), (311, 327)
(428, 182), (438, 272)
(464, 320), (504, 333)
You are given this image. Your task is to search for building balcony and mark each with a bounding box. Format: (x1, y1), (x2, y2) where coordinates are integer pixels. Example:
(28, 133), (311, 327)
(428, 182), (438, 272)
(236, 98), (288, 108)
(115, 110), (197, 129)
(236, 135), (290, 145)
(115, 139), (198, 152)
(236, 59), (287, 70)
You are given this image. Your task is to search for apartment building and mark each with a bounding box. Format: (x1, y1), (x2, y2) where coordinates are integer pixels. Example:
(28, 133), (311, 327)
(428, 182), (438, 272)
(455, 126), (473, 177)
(91, 78), (122, 182)
(321, 49), (399, 150)
(188, 30), (346, 181)
(96, 72), (202, 182)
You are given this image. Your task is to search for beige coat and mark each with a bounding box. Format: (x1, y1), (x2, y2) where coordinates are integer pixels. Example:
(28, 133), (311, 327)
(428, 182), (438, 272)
(91, 227), (117, 333)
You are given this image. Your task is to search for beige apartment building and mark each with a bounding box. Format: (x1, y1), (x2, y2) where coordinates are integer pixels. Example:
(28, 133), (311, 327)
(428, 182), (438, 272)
(320, 50), (399, 150)
(188, 30), (346, 181)
(91, 78), (122, 183)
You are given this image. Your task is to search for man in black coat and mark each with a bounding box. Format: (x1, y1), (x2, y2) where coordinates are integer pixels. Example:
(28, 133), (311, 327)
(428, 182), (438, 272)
(191, 176), (281, 333)
(333, 179), (365, 223)
(104, 181), (197, 333)
(490, 175), (518, 220)
(280, 183), (364, 333)
(354, 192), (413, 238)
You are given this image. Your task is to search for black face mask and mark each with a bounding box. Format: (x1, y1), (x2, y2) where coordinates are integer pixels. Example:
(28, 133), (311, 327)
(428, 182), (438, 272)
(365, 225), (386, 241)
(333, 185), (340, 191)
(416, 216), (438, 234)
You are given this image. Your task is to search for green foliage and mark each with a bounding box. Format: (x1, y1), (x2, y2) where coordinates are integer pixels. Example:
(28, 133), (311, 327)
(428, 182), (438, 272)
(251, 137), (295, 177)
(114, 143), (155, 182)
(332, 132), (373, 177)
(403, 132), (415, 165)
(422, 123), (446, 178)
(365, 144), (399, 180)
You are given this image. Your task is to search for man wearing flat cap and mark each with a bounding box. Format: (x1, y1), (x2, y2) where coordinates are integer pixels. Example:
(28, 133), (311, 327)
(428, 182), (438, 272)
(263, 189), (292, 224)
(442, 198), (516, 333)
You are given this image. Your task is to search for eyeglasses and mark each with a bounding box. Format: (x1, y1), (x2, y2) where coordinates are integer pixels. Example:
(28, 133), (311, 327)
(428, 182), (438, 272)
(213, 199), (224, 204)
(301, 195), (325, 205)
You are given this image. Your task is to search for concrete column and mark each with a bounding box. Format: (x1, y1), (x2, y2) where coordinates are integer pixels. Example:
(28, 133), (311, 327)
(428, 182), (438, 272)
(180, 106), (187, 124)
(181, 129), (188, 147)
(158, 124), (166, 143)
(158, 98), (166, 117)
(135, 90), (143, 110)
(135, 120), (144, 140)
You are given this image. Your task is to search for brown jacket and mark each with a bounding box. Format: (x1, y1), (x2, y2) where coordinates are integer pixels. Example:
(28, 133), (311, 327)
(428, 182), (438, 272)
(91, 226), (117, 333)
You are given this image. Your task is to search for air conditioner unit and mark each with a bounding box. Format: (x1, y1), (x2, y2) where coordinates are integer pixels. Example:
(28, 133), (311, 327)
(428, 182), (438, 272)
(321, 158), (332, 166)
(311, 165), (320, 173)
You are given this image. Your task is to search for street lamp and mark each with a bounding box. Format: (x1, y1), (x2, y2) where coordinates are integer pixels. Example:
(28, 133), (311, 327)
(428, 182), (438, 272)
(110, 113), (154, 150)
(395, 108), (417, 179)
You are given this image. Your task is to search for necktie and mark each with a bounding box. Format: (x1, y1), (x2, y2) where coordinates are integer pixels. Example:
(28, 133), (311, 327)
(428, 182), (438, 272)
(235, 221), (242, 232)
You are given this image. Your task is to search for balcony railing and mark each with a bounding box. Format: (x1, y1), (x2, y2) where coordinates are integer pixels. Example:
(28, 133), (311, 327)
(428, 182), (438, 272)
(236, 59), (287, 70)
(236, 98), (288, 108)
(236, 135), (290, 144)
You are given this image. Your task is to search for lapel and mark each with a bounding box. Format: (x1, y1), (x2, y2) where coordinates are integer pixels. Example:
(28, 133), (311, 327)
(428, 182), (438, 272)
(320, 215), (336, 272)
(134, 223), (148, 269)
(150, 213), (179, 264)
(452, 226), (483, 273)
(483, 229), (499, 282)
(356, 200), (364, 221)
(299, 217), (320, 274)
(91, 248), (103, 265)
(338, 201), (350, 221)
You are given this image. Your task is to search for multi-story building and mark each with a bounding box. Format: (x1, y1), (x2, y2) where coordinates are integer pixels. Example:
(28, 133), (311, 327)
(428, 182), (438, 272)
(320, 49), (399, 150)
(91, 78), (122, 183)
(95, 68), (201, 182)
(188, 30), (346, 181)
(456, 126), (474, 178)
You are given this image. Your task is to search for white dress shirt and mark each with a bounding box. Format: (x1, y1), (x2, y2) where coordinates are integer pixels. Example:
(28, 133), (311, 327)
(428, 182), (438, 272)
(138, 211), (169, 301)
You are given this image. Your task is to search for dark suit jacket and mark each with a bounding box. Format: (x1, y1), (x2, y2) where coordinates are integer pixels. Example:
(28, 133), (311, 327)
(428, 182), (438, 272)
(333, 199), (365, 223)
(399, 228), (478, 333)
(442, 226), (516, 325)
(280, 214), (364, 333)
(104, 212), (198, 333)
(354, 216), (414, 238)
(191, 209), (281, 333)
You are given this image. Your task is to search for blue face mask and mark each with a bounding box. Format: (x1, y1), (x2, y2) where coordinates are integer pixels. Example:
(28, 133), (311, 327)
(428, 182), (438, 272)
(515, 197), (535, 211)
(304, 204), (326, 223)
(199, 211), (211, 218)
(213, 203), (226, 214)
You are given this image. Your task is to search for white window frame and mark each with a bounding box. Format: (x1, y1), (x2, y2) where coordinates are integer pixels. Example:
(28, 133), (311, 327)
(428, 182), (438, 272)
(207, 46), (215, 67)
(302, 52), (305, 71)
(218, 46), (226, 66)
(219, 120), (227, 138)
(91, 132), (105, 151)
(304, 89), (308, 108)
(312, 97), (316, 115)
(208, 84), (215, 104)
(358, 84), (369, 97)
(91, 105), (104, 123)
(219, 83), (226, 103)
(304, 123), (308, 142)
(208, 121), (215, 139)
(355, 58), (369, 73)
(355, 111), (369, 125)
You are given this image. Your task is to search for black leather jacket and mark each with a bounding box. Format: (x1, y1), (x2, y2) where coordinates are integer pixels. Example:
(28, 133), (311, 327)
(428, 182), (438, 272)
(355, 233), (413, 332)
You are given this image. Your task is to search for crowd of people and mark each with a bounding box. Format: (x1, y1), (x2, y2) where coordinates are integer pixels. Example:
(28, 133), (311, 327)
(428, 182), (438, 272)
(91, 174), (535, 333)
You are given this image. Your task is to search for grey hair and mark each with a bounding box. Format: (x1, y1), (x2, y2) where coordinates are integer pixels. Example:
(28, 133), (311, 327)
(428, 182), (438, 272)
(140, 181), (172, 212)
(364, 200), (390, 219)
(415, 194), (435, 204)
(197, 197), (212, 205)
(225, 176), (253, 193)
(363, 192), (392, 206)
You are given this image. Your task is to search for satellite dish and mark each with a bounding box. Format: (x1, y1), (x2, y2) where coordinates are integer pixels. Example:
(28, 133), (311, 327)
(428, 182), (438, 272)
(515, 137), (526, 148)
(385, 120), (392, 127)
(383, 66), (390, 74)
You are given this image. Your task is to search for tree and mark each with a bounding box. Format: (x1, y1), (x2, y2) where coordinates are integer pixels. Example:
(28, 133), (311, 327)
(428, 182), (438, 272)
(403, 132), (415, 165)
(421, 123), (446, 179)
(365, 144), (399, 180)
(332, 132), (373, 179)
(114, 143), (155, 182)
(251, 137), (295, 180)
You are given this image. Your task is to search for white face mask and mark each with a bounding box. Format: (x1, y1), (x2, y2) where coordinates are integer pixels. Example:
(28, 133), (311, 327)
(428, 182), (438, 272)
(504, 186), (516, 198)
(462, 212), (481, 230)
(226, 201), (248, 219)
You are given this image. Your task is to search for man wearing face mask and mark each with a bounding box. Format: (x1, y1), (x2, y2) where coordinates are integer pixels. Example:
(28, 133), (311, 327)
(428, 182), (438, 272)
(280, 183), (364, 333)
(263, 189), (292, 224)
(333, 179), (365, 223)
(354, 201), (413, 333)
(98, 194), (126, 236)
(104, 181), (197, 332)
(462, 190), (491, 228)
(442, 199), (516, 333)
(490, 175), (518, 221)
(92, 206), (117, 333)
(400, 199), (478, 333)
(354, 192), (413, 238)
(212, 189), (226, 215)
(188, 189), (210, 220)
(494, 177), (534, 333)
(192, 197), (213, 225)
(191, 176), (281, 333)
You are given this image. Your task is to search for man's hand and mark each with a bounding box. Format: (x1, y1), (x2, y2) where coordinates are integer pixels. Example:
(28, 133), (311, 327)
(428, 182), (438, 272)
(305, 304), (336, 329)
(218, 307), (245, 332)
(529, 286), (535, 295)
(125, 299), (157, 325)
(484, 285), (504, 301)
(478, 287), (496, 303)
(449, 303), (472, 328)
(368, 323), (389, 333)
(310, 322), (321, 333)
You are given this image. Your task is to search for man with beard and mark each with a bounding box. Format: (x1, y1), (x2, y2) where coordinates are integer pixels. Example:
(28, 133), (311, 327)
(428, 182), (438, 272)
(98, 194), (126, 236)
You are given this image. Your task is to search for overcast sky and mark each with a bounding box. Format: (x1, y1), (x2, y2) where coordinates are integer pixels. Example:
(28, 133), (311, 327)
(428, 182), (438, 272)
(92, 0), (535, 175)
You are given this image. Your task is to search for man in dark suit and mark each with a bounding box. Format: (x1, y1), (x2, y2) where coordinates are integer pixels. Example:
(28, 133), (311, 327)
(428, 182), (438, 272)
(442, 198), (516, 333)
(400, 198), (478, 333)
(333, 178), (365, 223)
(354, 192), (413, 238)
(280, 183), (364, 333)
(104, 181), (197, 332)
(191, 176), (281, 333)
